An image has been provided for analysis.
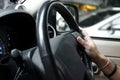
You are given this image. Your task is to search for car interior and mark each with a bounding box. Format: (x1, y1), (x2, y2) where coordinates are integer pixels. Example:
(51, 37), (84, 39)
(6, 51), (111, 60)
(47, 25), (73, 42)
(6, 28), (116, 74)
(0, 0), (95, 80)
(0, 0), (120, 80)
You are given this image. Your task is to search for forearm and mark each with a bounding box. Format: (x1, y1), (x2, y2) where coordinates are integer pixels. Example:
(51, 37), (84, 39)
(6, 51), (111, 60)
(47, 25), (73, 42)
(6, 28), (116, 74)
(94, 52), (120, 80)
(76, 30), (120, 79)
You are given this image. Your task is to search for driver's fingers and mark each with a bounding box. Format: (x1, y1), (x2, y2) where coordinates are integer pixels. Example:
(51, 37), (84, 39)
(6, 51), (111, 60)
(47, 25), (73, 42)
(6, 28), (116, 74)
(77, 36), (86, 47)
(79, 28), (91, 42)
(79, 27), (89, 38)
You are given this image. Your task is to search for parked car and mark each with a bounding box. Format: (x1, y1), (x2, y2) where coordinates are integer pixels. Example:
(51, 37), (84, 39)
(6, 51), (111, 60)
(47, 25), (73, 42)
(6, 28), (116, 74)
(79, 7), (120, 39)
(79, 7), (120, 26)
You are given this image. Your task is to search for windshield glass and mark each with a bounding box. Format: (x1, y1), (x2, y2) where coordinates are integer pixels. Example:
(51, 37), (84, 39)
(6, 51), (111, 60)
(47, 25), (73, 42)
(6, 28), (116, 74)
(57, 0), (120, 39)
(79, 10), (119, 27)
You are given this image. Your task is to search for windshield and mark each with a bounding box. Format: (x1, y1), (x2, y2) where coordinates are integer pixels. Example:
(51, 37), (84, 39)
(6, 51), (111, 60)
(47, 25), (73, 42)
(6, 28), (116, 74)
(79, 10), (119, 27)
(57, 0), (120, 40)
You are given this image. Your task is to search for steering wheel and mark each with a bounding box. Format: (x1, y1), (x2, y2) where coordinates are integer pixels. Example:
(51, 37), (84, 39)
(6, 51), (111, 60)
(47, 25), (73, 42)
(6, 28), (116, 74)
(36, 1), (94, 80)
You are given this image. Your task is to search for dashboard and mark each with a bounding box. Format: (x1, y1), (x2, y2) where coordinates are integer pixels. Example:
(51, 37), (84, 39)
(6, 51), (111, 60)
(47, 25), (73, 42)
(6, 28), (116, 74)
(0, 10), (37, 57)
(0, 10), (57, 58)
(0, 25), (36, 55)
(0, 35), (5, 56)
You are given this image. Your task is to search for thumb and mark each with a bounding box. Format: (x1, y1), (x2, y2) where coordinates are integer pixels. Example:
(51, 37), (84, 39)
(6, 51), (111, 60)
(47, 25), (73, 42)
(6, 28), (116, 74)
(77, 36), (86, 47)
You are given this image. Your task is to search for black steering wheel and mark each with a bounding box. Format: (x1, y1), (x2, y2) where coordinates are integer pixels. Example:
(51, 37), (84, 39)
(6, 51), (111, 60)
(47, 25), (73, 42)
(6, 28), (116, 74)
(36, 1), (94, 80)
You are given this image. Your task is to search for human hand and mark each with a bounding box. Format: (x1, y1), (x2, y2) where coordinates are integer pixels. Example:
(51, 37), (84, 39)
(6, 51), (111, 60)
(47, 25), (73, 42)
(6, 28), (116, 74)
(77, 28), (100, 61)
(77, 29), (120, 80)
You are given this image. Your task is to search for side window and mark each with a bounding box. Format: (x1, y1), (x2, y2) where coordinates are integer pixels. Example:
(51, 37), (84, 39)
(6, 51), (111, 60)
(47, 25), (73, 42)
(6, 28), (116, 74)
(56, 5), (77, 32)
(56, 12), (70, 32)
(79, 10), (119, 27)
(99, 17), (120, 36)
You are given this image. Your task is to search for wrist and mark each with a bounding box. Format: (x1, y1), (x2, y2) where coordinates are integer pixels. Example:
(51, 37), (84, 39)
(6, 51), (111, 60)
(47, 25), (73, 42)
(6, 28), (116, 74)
(93, 53), (108, 68)
(93, 54), (117, 78)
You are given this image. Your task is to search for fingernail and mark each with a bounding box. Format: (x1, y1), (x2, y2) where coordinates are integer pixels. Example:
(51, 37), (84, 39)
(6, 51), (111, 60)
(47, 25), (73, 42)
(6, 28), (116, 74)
(77, 36), (81, 40)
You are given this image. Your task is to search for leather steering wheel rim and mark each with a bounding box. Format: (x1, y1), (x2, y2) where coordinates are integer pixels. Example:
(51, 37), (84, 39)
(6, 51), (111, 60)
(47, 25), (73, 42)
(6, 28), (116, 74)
(36, 1), (94, 80)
